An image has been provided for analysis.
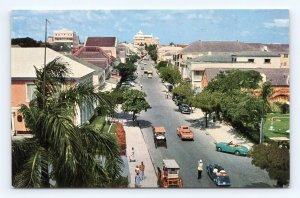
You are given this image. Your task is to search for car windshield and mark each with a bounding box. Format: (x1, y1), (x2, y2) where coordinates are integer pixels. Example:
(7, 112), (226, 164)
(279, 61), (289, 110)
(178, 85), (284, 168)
(218, 176), (230, 183)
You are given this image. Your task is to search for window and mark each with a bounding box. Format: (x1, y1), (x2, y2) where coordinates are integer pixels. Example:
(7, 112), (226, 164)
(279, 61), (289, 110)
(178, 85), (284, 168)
(284, 54), (288, 58)
(194, 71), (202, 76)
(248, 59), (254, 63)
(26, 83), (36, 102)
(264, 59), (271, 64)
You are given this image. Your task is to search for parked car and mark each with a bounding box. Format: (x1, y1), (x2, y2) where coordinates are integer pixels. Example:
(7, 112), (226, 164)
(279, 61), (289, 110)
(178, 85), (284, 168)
(178, 104), (191, 114)
(141, 66), (144, 70)
(122, 81), (135, 87)
(216, 141), (249, 156)
(206, 164), (231, 186)
(176, 125), (194, 140)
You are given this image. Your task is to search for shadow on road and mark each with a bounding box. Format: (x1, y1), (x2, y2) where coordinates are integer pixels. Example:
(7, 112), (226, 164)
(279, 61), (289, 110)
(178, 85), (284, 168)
(137, 119), (153, 129)
(243, 182), (272, 188)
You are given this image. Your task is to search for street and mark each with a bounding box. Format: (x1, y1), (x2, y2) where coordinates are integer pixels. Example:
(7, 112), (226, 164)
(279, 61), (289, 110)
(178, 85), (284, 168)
(136, 58), (274, 187)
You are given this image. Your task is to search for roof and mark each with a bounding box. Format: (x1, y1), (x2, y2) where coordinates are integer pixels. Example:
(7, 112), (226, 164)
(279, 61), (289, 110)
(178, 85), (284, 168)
(181, 41), (289, 55)
(85, 37), (117, 47)
(73, 46), (111, 59)
(11, 47), (94, 79)
(163, 159), (180, 169)
(203, 68), (289, 86)
(153, 127), (166, 133)
(65, 55), (104, 73)
(181, 41), (259, 54)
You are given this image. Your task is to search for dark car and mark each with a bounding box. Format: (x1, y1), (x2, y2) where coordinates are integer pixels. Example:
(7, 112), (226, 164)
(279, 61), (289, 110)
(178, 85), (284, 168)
(178, 104), (191, 114)
(206, 164), (231, 186)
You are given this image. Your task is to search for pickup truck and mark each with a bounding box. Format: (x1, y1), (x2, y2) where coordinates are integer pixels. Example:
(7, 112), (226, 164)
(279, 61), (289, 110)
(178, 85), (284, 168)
(176, 125), (194, 141)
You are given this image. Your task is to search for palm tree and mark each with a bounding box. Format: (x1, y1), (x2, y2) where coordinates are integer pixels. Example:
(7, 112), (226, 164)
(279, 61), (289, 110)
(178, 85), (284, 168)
(12, 58), (124, 188)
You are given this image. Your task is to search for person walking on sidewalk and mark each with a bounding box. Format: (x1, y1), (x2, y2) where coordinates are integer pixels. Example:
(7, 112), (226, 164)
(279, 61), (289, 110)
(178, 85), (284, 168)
(139, 161), (145, 180)
(135, 172), (142, 188)
(198, 159), (203, 179)
(135, 165), (140, 174)
(129, 147), (136, 162)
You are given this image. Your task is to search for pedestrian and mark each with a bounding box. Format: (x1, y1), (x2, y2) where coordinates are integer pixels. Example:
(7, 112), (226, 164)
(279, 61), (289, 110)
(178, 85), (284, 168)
(197, 159), (203, 179)
(139, 161), (145, 180)
(129, 147), (135, 162)
(135, 172), (142, 188)
(140, 84), (143, 90)
(135, 165), (140, 174)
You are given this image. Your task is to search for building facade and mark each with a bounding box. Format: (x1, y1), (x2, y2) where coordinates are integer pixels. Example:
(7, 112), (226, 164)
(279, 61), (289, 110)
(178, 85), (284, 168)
(11, 47), (99, 136)
(133, 30), (160, 46)
(186, 51), (281, 91)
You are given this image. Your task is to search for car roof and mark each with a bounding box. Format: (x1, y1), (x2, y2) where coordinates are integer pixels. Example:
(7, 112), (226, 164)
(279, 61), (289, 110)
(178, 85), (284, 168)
(163, 159), (180, 169)
(153, 126), (166, 133)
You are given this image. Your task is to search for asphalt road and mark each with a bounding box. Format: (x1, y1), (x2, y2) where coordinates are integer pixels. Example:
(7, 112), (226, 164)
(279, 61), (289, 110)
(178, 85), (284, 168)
(135, 58), (274, 188)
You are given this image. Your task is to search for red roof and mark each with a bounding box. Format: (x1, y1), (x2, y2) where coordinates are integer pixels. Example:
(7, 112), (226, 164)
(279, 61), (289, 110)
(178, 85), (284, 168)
(85, 37), (117, 47)
(73, 46), (111, 63)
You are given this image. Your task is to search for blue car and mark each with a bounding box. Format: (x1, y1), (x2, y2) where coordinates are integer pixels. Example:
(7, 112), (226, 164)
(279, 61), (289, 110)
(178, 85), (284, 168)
(216, 141), (249, 156)
(206, 164), (231, 186)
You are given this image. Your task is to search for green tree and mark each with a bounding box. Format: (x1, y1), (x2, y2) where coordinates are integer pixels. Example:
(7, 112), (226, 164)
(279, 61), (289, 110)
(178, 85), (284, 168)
(12, 58), (123, 188)
(159, 66), (182, 85)
(126, 54), (140, 64)
(145, 44), (158, 61)
(193, 91), (222, 128)
(172, 82), (194, 105)
(156, 61), (168, 70)
(115, 62), (136, 82)
(206, 69), (262, 93)
(169, 42), (175, 46)
(12, 37), (42, 47)
(122, 89), (151, 123)
(250, 143), (290, 187)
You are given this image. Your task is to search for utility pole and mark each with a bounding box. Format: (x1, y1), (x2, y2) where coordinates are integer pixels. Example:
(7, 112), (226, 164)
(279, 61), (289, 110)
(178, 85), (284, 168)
(43, 19), (50, 109)
(259, 117), (264, 144)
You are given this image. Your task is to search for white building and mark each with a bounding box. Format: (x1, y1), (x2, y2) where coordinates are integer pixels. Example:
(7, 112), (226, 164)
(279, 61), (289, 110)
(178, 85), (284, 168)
(133, 30), (160, 46)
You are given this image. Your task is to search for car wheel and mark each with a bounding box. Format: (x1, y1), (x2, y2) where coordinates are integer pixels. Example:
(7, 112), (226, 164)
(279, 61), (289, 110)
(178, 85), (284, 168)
(217, 147), (222, 152)
(235, 151), (240, 156)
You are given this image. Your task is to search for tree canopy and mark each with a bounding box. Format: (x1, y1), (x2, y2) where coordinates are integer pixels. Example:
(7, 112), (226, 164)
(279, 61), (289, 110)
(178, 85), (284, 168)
(159, 66), (182, 85)
(145, 44), (158, 61)
(115, 62), (137, 82)
(250, 143), (290, 187)
(172, 82), (194, 105)
(156, 61), (168, 70)
(195, 69), (268, 142)
(122, 89), (151, 122)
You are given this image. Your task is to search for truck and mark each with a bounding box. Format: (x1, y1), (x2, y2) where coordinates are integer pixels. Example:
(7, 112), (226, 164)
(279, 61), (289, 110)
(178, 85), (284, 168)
(157, 159), (183, 188)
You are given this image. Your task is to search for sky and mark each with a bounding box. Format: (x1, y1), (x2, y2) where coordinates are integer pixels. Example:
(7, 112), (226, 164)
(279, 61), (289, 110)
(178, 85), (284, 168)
(11, 10), (289, 45)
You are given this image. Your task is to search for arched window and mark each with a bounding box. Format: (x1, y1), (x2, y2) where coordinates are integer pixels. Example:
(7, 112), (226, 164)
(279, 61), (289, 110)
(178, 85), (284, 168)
(17, 115), (23, 122)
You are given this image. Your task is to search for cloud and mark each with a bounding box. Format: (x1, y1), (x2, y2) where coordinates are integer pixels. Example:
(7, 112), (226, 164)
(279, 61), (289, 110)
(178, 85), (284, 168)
(161, 14), (174, 20)
(264, 19), (289, 28)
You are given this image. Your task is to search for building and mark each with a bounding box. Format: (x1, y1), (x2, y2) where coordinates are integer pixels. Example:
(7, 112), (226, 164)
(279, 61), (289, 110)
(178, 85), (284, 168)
(73, 46), (112, 79)
(201, 68), (289, 103)
(172, 41), (289, 77)
(186, 51), (281, 91)
(85, 37), (118, 58)
(157, 46), (183, 62)
(133, 30), (160, 46)
(11, 47), (104, 136)
(48, 28), (80, 50)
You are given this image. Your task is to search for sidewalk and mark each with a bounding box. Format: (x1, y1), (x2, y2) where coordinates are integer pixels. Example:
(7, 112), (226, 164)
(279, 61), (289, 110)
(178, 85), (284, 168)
(185, 107), (253, 149)
(124, 124), (158, 188)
